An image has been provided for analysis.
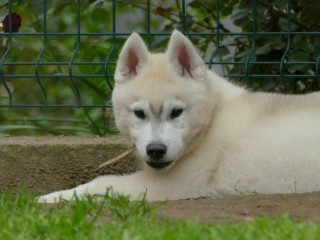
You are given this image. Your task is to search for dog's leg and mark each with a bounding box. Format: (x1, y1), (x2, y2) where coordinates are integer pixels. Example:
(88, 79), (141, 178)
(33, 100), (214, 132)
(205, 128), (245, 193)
(38, 172), (152, 203)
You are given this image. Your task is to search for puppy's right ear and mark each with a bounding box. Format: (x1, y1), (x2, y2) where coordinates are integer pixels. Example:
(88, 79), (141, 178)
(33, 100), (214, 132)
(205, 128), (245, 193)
(114, 33), (149, 83)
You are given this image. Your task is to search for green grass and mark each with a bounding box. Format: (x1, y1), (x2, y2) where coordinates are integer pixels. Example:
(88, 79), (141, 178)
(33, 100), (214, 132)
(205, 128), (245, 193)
(0, 191), (319, 240)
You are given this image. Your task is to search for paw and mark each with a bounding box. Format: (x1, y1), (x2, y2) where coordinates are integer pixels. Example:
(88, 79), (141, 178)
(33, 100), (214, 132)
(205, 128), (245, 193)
(38, 190), (77, 203)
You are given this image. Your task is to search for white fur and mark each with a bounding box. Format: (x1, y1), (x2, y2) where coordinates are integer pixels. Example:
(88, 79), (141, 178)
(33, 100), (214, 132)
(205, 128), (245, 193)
(39, 30), (320, 203)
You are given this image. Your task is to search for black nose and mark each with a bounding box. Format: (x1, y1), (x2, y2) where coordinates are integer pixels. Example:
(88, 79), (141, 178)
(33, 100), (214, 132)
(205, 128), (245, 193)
(146, 143), (167, 160)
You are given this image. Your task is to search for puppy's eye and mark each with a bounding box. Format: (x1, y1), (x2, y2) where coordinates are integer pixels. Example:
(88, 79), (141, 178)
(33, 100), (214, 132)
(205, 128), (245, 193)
(134, 110), (146, 120)
(170, 109), (183, 119)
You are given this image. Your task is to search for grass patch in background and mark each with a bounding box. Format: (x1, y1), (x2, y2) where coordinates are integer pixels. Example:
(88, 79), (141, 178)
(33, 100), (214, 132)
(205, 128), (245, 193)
(0, 191), (319, 240)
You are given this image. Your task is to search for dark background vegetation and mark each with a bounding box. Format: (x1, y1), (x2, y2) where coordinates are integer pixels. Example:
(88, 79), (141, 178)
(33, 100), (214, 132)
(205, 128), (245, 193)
(0, 0), (319, 136)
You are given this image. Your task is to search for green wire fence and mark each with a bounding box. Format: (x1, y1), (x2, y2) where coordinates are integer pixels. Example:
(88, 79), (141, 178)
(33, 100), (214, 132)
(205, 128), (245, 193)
(0, 0), (320, 108)
(0, 0), (319, 109)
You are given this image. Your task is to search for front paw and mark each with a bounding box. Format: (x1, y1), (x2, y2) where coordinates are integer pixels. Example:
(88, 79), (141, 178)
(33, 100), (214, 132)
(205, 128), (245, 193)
(38, 190), (77, 203)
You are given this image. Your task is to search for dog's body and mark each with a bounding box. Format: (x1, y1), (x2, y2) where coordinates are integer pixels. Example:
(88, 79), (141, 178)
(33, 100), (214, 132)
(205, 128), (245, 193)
(40, 31), (320, 203)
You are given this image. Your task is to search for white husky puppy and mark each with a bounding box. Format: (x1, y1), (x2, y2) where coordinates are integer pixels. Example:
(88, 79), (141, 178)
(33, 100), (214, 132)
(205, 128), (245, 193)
(40, 30), (320, 203)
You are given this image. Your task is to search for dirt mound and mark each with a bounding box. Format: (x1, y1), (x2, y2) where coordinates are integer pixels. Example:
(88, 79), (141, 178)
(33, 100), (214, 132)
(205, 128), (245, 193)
(0, 136), (139, 195)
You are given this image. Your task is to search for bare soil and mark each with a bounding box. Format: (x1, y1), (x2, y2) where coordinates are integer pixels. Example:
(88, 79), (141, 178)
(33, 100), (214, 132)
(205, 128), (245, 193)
(0, 136), (139, 195)
(1, 136), (319, 225)
(156, 192), (320, 224)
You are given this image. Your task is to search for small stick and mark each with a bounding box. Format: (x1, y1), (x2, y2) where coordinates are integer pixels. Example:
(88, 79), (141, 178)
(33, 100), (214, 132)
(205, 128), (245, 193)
(99, 146), (135, 168)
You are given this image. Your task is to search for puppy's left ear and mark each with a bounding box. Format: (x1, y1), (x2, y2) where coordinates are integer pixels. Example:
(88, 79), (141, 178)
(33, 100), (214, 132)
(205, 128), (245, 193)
(166, 30), (206, 81)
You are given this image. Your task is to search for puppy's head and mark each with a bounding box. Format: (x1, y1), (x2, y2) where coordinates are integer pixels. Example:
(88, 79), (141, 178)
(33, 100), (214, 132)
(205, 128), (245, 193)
(112, 31), (210, 171)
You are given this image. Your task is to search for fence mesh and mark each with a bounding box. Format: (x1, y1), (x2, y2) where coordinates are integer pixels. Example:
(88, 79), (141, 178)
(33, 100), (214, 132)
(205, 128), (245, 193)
(0, 0), (319, 134)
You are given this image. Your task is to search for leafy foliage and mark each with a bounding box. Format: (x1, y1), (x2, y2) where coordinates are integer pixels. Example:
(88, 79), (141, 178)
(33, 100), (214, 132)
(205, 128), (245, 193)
(149, 0), (320, 92)
(0, 0), (319, 136)
(0, 0), (119, 136)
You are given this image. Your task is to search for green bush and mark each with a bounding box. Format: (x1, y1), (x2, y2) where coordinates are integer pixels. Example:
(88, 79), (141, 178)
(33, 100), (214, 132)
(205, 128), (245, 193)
(0, 0), (319, 136)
